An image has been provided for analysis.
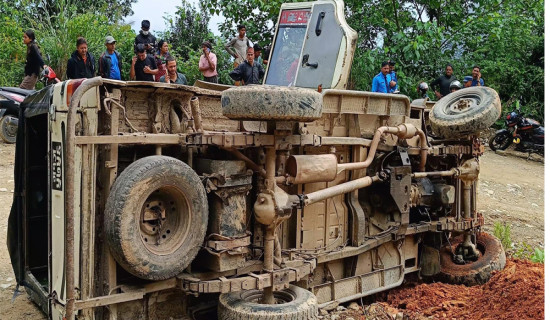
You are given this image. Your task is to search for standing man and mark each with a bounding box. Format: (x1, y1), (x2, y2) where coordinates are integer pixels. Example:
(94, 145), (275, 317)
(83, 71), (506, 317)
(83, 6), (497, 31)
(20, 29), (46, 90)
(130, 44), (158, 81)
(388, 60), (398, 93)
(225, 24), (251, 68)
(98, 36), (122, 80)
(134, 20), (157, 54)
(430, 64), (456, 99)
(198, 41), (218, 83)
(253, 44), (263, 64)
(66, 37), (95, 79)
(371, 61), (391, 93)
(160, 57), (187, 84)
(229, 47), (265, 85)
(465, 65), (484, 87)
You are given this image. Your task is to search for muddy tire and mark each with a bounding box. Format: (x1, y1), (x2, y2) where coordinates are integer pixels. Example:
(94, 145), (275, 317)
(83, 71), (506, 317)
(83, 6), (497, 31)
(439, 232), (506, 286)
(104, 156), (208, 280)
(218, 285), (318, 320)
(0, 116), (17, 144)
(429, 87), (501, 138)
(221, 85), (323, 122)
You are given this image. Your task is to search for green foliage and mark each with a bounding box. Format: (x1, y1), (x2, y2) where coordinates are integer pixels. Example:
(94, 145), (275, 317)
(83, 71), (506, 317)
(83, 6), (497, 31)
(493, 221), (544, 264)
(0, 4), (27, 86)
(493, 221), (512, 251)
(12, 0), (137, 23)
(0, 0), (136, 86)
(513, 242), (544, 264)
(160, 1), (211, 61)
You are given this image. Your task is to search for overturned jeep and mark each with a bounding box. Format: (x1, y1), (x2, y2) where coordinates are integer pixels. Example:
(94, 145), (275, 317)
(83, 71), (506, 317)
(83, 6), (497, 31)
(7, 0), (505, 319)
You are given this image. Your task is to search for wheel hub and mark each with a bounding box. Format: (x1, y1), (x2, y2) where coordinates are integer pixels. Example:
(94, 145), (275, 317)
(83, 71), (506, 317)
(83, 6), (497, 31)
(450, 99), (473, 113)
(139, 189), (188, 254)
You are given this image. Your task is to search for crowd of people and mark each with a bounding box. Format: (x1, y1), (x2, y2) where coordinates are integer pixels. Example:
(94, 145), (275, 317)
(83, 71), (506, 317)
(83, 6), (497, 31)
(371, 60), (485, 99)
(19, 21), (485, 98)
(19, 21), (270, 90)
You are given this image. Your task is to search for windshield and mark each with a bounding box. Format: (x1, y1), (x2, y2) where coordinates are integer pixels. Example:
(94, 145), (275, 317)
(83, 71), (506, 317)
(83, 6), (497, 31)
(265, 9), (310, 86)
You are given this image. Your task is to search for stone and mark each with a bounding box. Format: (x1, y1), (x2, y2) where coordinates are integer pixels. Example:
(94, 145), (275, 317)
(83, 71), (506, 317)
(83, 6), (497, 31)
(0, 188), (8, 192)
(319, 309), (329, 316)
(336, 306), (346, 312)
(0, 283), (10, 289)
(348, 302), (360, 310)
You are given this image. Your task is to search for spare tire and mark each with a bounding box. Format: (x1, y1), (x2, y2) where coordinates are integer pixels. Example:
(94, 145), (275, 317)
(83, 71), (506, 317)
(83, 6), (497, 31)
(218, 285), (318, 320)
(429, 87), (501, 138)
(104, 156), (208, 280)
(222, 85), (322, 122)
(439, 232), (506, 286)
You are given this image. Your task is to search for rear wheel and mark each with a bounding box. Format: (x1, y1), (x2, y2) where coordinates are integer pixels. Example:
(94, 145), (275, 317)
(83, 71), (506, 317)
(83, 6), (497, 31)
(489, 132), (513, 151)
(430, 87), (501, 138)
(0, 115), (17, 144)
(439, 232), (506, 286)
(218, 285), (318, 320)
(104, 156), (208, 280)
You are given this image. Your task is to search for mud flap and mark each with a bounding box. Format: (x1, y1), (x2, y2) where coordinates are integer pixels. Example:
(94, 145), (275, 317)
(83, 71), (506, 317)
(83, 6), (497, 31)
(420, 245), (441, 277)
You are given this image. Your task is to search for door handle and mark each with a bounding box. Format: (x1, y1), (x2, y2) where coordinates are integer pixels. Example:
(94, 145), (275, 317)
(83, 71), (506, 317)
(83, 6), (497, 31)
(315, 12), (325, 36)
(302, 54), (318, 69)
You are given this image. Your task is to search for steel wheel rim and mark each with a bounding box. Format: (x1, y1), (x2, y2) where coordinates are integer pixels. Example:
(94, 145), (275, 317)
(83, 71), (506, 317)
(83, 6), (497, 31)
(139, 185), (191, 255)
(240, 289), (297, 305)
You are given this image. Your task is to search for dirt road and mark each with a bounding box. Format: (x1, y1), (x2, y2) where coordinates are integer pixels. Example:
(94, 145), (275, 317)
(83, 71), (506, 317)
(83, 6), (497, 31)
(0, 144), (543, 319)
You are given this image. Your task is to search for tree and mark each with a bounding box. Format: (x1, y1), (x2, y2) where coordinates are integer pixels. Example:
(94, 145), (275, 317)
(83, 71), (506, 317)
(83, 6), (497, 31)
(13, 0), (137, 23)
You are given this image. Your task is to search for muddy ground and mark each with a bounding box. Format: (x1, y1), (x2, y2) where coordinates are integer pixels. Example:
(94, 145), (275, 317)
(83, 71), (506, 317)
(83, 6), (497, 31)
(0, 144), (544, 319)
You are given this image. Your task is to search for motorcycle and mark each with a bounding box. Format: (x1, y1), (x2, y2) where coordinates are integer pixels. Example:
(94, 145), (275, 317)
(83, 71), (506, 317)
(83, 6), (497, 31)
(0, 66), (60, 143)
(489, 109), (544, 154)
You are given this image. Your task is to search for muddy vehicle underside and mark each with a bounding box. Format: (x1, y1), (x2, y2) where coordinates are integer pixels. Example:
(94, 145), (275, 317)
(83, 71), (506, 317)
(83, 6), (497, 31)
(7, 0), (505, 319)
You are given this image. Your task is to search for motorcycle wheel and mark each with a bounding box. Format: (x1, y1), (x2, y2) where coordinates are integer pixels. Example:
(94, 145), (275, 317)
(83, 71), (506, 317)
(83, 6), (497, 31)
(489, 132), (512, 152)
(0, 116), (17, 144)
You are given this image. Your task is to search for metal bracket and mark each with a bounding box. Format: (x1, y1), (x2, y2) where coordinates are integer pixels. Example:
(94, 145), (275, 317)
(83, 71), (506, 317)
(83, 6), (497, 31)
(272, 269), (290, 291)
(397, 146), (411, 166)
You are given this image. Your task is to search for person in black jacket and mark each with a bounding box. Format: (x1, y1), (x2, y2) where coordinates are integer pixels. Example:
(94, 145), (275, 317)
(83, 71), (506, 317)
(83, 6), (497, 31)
(20, 29), (46, 89)
(98, 36), (123, 80)
(134, 20), (157, 54)
(66, 37), (95, 79)
(430, 64), (457, 99)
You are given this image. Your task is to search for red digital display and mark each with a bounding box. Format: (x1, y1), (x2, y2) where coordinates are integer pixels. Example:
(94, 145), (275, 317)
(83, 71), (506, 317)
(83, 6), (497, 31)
(279, 10), (311, 26)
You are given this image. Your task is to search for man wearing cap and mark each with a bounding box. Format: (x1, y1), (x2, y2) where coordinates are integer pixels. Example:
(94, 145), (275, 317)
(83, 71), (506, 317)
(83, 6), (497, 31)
(131, 44), (158, 82)
(98, 36), (122, 80)
(199, 41), (218, 83)
(463, 76), (473, 88)
(388, 60), (398, 93)
(134, 20), (157, 54)
(371, 61), (391, 93)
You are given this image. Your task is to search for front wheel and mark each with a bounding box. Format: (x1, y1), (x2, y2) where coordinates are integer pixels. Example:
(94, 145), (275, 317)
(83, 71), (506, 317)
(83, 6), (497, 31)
(439, 232), (506, 286)
(0, 115), (18, 144)
(218, 285), (318, 320)
(489, 132), (512, 151)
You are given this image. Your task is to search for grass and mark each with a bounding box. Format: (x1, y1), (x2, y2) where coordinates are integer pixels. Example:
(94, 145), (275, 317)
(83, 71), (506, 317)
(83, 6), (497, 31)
(492, 221), (544, 264)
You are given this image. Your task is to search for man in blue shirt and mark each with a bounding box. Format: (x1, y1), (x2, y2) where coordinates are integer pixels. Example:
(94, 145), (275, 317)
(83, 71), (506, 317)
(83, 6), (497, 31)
(372, 61), (390, 93)
(98, 36), (122, 80)
(388, 60), (398, 93)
